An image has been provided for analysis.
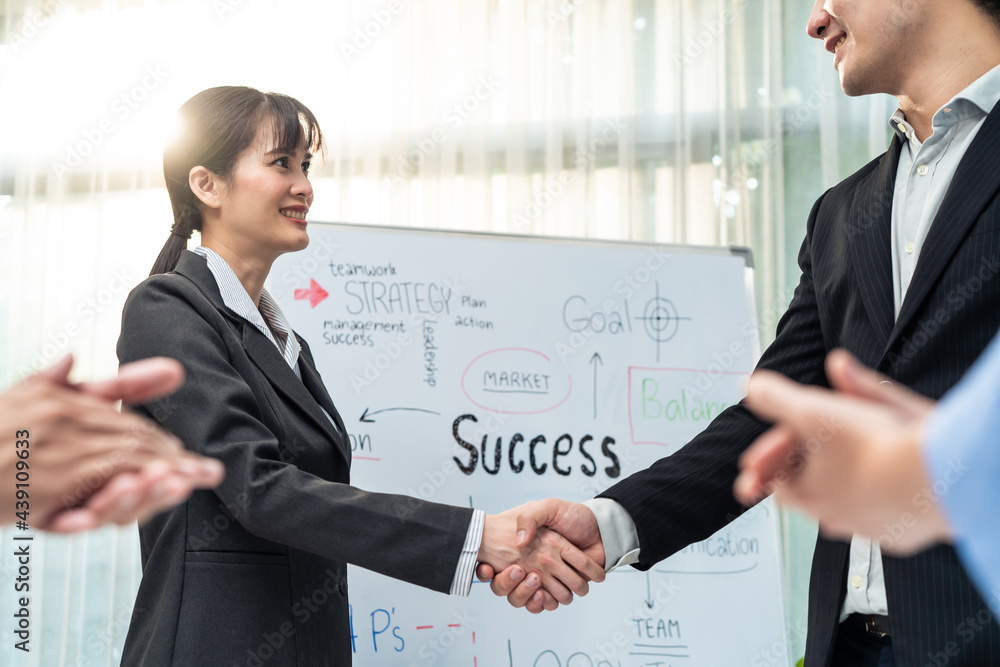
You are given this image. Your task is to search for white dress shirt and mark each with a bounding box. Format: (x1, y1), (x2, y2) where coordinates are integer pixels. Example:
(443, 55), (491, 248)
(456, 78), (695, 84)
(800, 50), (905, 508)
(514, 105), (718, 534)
(585, 63), (1000, 618)
(192, 246), (484, 595)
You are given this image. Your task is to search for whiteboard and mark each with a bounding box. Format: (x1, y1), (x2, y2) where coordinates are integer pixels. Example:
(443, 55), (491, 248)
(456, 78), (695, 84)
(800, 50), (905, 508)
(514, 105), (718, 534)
(270, 223), (790, 667)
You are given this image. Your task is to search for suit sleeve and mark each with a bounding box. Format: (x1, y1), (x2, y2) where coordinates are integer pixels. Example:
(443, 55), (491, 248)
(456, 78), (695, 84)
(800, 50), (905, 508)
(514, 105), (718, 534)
(598, 193), (832, 569)
(117, 276), (473, 593)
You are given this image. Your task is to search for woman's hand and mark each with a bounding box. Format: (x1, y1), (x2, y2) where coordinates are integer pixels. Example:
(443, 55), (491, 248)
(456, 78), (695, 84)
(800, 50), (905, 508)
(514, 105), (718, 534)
(477, 504), (606, 609)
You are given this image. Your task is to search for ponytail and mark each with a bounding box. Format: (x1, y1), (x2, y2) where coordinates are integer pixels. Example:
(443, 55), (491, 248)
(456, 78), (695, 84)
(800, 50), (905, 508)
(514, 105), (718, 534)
(149, 200), (198, 276)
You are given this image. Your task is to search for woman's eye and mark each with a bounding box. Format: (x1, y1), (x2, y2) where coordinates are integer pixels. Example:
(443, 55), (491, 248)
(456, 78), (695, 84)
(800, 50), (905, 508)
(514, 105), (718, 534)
(302, 161), (311, 175)
(273, 157), (289, 168)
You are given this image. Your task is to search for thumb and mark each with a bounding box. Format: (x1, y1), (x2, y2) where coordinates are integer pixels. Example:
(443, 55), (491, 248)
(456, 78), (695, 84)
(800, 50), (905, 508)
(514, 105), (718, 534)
(735, 425), (800, 505)
(515, 499), (561, 547)
(78, 357), (185, 404)
(44, 508), (101, 534)
(34, 353), (74, 385)
(826, 349), (933, 418)
(743, 370), (807, 424)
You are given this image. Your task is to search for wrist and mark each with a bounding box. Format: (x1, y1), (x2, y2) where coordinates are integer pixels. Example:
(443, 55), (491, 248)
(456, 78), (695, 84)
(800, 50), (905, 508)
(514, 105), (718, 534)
(478, 513), (517, 567)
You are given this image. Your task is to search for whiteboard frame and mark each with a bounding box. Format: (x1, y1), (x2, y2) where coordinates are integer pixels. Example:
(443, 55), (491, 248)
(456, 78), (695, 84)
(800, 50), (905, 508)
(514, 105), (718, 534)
(298, 220), (755, 267)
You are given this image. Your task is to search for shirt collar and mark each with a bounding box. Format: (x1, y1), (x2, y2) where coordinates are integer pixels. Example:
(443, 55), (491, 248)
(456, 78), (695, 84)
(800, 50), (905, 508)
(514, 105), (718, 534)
(192, 246), (301, 368)
(888, 61), (1000, 142)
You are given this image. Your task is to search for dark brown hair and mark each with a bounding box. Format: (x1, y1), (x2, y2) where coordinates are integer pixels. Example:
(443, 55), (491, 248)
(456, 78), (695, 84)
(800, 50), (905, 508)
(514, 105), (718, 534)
(150, 86), (324, 276)
(973, 0), (1000, 26)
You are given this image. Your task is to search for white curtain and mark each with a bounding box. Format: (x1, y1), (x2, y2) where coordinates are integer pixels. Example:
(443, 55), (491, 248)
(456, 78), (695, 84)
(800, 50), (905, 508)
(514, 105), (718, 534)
(0, 0), (893, 664)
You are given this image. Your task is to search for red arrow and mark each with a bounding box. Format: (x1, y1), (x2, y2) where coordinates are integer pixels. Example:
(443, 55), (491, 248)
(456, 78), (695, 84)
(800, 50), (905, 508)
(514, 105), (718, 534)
(294, 279), (329, 308)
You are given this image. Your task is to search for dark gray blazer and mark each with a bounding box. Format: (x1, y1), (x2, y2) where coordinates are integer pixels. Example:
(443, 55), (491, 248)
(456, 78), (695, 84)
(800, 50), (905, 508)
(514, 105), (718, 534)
(601, 107), (1000, 666)
(118, 251), (473, 666)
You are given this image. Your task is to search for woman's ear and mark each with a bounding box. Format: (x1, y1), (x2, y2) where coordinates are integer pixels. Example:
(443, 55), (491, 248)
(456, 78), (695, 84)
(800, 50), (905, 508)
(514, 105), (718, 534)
(189, 166), (222, 210)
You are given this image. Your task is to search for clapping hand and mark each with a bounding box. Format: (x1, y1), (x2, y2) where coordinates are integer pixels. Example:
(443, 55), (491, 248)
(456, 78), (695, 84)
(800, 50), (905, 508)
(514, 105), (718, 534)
(1, 354), (224, 533)
(734, 349), (948, 553)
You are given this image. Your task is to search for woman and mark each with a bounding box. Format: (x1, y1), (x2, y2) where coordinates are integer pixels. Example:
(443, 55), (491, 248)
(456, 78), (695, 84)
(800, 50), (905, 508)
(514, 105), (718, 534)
(118, 87), (602, 666)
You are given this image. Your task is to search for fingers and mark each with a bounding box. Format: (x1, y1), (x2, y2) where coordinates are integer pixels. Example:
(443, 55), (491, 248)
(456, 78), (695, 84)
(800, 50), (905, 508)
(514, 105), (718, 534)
(489, 567), (537, 608)
(173, 454), (226, 489)
(486, 553), (590, 613)
(86, 461), (175, 525)
(109, 456), (223, 525)
(63, 456), (222, 529)
(30, 382), (183, 460)
(826, 349), (934, 417)
(825, 349), (890, 400)
(91, 410), (188, 467)
(78, 357), (185, 404)
(8, 356), (213, 533)
(46, 508), (101, 534)
(745, 370), (856, 450)
(487, 564), (524, 595)
(133, 474), (195, 525)
(734, 425), (801, 505)
(557, 536), (606, 584)
(529, 528), (596, 604)
(34, 354), (75, 385)
(534, 569), (574, 606)
(476, 563), (496, 582)
(39, 471), (149, 532)
(505, 571), (547, 610)
(515, 500), (547, 547)
(816, 518), (857, 544)
(57, 411), (188, 486)
(744, 371), (815, 425)
(490, 530), (579, 606)
(525, 588), (559, 614)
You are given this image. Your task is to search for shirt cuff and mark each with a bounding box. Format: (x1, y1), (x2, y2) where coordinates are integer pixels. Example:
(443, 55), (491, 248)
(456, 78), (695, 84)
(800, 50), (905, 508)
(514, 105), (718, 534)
(449, 509), (485, 596)
(582, 498), (641, 572)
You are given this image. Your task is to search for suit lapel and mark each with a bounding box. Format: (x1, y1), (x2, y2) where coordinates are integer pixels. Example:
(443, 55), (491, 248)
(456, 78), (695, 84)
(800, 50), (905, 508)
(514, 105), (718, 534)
(174, 252), (350, 467)
(296, 336), (351, 453)
(849, 135), (901, 355)
(241, 325), (351, 467)
(886, 103), (1000, 353)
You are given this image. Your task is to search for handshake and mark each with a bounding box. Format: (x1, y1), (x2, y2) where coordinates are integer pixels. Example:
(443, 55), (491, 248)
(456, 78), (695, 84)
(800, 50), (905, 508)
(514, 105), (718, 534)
(475, 499), (606, 613)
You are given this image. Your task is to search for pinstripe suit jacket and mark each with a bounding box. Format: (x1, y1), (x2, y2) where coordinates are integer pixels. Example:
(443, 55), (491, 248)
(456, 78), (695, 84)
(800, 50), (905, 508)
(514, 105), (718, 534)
(600, 108), (1000, 666)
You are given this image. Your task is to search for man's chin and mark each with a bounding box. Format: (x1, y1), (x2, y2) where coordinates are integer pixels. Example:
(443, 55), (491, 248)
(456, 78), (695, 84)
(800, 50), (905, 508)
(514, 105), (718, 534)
(839, 75), (867, 98)
(838, 69), (882, 98)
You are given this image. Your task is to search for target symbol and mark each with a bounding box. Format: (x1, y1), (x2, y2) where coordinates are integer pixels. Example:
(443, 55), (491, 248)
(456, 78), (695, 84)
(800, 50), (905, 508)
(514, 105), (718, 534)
(635, 282), (691, 361)
(642, 297), (684, 342)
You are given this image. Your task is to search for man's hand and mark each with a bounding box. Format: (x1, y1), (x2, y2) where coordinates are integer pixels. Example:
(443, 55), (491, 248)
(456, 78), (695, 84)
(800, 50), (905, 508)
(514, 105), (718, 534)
(477, 498), (605, 613)
(478, 504), (605, 608)
(734, 349), (950, 554)
(0, 354), (224, 532)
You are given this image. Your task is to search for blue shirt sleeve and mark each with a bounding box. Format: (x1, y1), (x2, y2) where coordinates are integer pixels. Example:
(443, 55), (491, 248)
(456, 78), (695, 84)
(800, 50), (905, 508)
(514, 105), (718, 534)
(924, 334), (1000, 616)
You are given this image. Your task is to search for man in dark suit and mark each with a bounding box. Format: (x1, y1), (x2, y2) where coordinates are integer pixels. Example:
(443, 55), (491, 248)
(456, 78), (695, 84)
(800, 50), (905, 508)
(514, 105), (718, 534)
(483, 0), (1000, 664)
